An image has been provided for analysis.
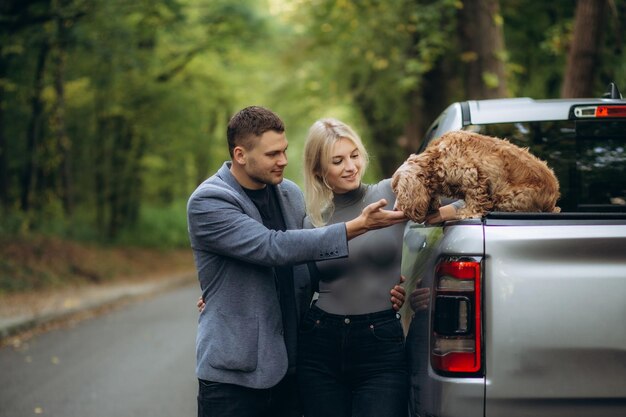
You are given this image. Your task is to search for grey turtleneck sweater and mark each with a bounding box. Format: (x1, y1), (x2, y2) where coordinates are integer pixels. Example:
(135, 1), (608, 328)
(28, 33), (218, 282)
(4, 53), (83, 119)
(306, 179), (406, 315)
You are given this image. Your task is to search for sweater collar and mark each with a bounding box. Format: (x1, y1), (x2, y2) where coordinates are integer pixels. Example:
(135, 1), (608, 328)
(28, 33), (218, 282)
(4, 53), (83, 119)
(333, 184), (367, 208)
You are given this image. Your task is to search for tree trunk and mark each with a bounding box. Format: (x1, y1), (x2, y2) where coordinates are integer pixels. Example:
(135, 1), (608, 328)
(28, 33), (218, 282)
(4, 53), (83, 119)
(457, 0), (508, 99)
(194, 110), (221, 187)
(401, 60), (452, 154)
(94, 115), (109, 238)
(52, 0), (74, 214)
(561, 0), (608, 98)
(21, 41), (50, 212)
(0, 57), (8, 207)
(0, 1), (11, 207)
(352, 93), (406, 178)
(401, 90), (425, 155)
(105, 115), (143, 239)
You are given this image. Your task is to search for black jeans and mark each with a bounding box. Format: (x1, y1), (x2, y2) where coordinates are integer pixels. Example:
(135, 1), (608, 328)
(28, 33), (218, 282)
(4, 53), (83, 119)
(197, 373), (301, 417)
(297, 304), (408, 417)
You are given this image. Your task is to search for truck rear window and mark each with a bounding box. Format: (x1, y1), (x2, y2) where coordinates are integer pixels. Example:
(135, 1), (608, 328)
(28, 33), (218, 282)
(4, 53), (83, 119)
(466, 121), (626, 212)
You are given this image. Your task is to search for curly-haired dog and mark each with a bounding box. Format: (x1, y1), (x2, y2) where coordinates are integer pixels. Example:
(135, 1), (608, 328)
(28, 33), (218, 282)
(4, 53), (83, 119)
(391, 131), (560, 223)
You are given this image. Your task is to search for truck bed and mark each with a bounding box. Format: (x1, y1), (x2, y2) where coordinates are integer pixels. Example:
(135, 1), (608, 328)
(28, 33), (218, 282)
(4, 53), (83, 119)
(401, 213), (626, 417)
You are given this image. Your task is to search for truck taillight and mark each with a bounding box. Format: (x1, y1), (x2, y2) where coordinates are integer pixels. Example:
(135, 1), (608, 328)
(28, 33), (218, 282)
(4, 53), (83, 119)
(431, 258), (482, 375)
(573, 105), (626, 118)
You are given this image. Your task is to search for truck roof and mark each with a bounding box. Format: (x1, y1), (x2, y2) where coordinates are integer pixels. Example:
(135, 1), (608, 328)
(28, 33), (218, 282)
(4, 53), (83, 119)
(423, 88), (626, 150)
(467, 97), (626, 124)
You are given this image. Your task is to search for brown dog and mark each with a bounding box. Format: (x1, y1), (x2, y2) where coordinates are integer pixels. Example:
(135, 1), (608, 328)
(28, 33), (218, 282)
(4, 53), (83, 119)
(391, 131), (561, 223)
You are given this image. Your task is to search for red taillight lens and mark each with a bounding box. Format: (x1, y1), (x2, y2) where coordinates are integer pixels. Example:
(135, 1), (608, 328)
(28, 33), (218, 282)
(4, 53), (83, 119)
(596, 105), (626, 117)
(431, 258), (482, 374)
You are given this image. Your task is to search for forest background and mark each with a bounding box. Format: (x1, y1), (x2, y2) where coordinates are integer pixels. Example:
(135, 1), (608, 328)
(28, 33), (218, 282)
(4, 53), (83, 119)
(0, 0), (624, 293)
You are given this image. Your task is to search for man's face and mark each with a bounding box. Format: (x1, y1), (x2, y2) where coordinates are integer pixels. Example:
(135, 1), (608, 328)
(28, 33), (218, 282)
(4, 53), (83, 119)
(240, 130), (288, 188)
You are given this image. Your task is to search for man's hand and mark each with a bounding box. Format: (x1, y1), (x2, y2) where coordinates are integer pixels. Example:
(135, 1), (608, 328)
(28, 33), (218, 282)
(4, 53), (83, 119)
(390, 275), (407, 311)
(197, 296), (205, 313)
(409, 287), (431, 312)
(346, 199), (407, 239)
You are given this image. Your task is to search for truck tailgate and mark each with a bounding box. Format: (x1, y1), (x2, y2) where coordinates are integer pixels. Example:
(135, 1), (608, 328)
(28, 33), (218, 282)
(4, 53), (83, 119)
(483, 221), (626, 417)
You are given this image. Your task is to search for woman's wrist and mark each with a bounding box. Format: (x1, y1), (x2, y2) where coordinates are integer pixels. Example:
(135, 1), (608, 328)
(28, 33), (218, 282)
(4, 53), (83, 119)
(439, 204), (458, 221)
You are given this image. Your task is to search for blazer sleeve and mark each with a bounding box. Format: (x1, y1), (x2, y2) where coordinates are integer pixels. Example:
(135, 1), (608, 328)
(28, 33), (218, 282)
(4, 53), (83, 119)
(187, 184), (349, 266)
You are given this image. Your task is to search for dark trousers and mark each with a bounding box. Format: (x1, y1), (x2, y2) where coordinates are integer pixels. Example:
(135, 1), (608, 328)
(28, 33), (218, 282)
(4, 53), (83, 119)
(297, 304), (408, 417)
(197, 372), (301, 417)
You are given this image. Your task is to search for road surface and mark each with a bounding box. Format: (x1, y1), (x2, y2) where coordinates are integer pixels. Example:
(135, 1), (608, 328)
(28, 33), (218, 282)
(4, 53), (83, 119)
(0, 283), (199, 417)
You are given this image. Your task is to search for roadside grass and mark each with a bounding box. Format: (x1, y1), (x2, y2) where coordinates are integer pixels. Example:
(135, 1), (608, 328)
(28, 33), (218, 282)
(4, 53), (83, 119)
(0, 235), (195, 295)
(115, 201), (190, 248)
(0, 202), (194, 295)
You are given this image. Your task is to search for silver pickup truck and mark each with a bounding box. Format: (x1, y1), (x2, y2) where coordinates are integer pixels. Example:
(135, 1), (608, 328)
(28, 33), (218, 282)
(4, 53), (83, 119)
(400, 85), (626, 417)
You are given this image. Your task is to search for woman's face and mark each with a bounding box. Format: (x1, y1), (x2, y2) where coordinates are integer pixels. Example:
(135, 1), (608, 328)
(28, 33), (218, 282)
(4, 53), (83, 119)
(324, 137), (363, 194)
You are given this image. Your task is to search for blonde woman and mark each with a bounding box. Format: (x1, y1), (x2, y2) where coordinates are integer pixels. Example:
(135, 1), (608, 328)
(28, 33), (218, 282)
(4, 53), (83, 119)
(298, 118), (460, 417)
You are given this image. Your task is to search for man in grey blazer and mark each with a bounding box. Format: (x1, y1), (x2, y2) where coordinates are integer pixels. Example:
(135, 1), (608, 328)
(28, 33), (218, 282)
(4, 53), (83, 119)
(187, 106), (406, 417)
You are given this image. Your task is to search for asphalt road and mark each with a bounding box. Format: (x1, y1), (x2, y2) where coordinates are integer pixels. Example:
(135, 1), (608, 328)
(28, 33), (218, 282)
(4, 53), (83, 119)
(0, 283), (200, 417)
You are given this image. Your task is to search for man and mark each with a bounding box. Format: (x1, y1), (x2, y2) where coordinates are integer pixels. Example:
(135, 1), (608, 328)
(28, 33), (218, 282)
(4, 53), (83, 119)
(187, 106), (406, 417)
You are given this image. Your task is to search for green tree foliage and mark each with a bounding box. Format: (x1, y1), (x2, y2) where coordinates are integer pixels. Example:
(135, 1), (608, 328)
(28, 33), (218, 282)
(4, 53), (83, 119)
(287, 0), (459, 176)
(0, 0), (624, 245)
(501, 0), (624, 98)
(0, 0), (278, 241)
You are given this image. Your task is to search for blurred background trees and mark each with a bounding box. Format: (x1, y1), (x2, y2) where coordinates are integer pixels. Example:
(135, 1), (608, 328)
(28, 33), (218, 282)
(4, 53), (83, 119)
(0, 0), (624, 245)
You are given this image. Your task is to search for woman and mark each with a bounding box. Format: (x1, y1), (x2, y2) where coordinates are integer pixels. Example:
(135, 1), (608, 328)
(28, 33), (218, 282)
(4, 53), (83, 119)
(298, 118), (459, 417)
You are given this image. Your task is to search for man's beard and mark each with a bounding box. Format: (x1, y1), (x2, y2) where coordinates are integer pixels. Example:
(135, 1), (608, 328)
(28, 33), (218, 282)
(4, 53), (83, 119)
(247, 167), (284, 186)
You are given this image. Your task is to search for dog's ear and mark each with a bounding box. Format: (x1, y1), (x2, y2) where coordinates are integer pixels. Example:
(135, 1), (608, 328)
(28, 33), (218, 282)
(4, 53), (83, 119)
(392, 158), (432, 223)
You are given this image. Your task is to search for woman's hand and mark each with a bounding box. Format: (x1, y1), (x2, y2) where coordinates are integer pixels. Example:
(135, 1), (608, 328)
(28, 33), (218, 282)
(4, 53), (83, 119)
(390, 275), (407, 311)
(426, 203), (459, 224)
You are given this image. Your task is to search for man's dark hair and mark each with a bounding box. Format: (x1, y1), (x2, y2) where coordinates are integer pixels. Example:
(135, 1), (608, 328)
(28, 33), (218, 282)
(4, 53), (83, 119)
(227, 106), (285, 157)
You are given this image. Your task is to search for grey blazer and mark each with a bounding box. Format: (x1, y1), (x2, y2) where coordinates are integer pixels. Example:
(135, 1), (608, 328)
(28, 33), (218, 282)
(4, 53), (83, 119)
(187, 162), (349, 389)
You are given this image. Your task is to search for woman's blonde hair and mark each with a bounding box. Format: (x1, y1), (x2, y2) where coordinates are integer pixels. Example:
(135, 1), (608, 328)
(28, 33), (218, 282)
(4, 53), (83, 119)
(303, 118), (369, 227)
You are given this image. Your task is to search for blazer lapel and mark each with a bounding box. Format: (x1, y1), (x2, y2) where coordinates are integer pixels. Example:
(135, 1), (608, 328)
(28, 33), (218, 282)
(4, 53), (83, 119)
(216, 162), (263, 223)
(275, 184), (298, 229)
